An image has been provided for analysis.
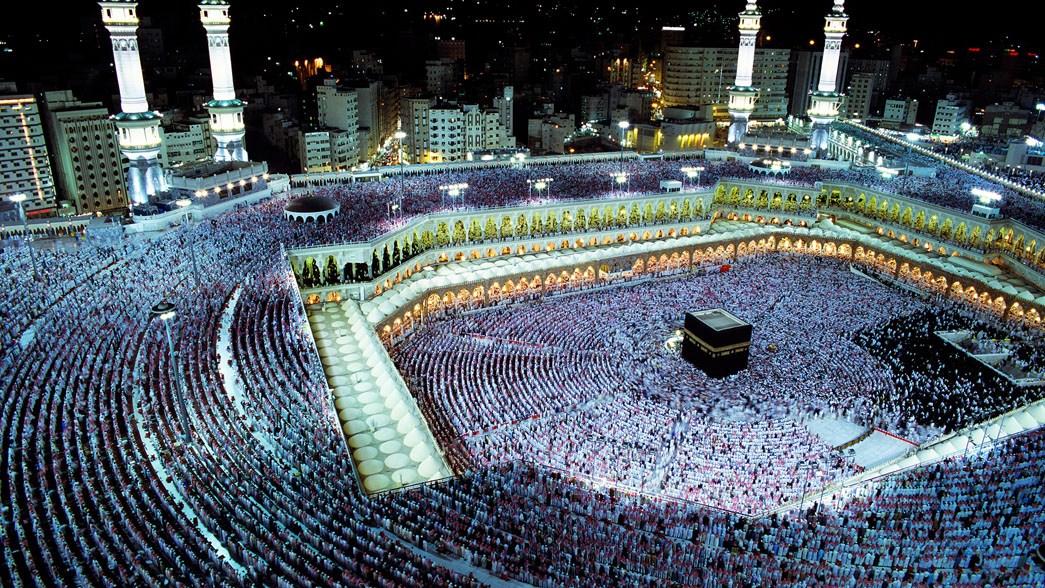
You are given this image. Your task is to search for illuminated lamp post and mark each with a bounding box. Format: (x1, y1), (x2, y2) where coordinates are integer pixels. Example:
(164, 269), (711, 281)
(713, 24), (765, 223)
(8, 194), (39, 282)
(618, 120), (630, 174)
(150, 301), (192, 445)
(394, 130), (407, 194)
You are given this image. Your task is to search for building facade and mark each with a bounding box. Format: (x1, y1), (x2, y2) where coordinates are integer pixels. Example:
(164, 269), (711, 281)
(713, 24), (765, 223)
(662, 46), (791, 121)
(1, 94), (58, 215)
(42, 90), (127, 214)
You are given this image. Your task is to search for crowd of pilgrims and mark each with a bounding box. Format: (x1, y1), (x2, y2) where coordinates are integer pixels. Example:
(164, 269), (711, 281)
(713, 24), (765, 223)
(853, 306), (1045, 432)
(393, 255), (1044, 517)
(833, 124), (1045, 228)
(0, 152), (1042, 586)
(275, 142), (1045, 250)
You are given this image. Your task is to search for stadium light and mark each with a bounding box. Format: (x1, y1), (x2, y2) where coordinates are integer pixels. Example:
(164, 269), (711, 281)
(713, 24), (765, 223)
(681, 166), (705, 189)
(971, 188), (1001, 205)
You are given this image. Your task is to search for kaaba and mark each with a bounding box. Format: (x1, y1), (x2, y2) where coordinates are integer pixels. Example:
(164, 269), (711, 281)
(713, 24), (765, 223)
(681, 309), (752, 378)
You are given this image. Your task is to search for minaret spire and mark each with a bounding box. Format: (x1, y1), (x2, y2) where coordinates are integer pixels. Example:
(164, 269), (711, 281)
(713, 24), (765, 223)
(807, 0), (849, 152)
(200, 0), (248, 162)
(727, 1), (761, 144)
(99, 0), (165, 206)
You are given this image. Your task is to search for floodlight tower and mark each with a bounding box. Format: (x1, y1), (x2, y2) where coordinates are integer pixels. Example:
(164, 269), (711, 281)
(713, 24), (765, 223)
(808, 0), (849, 153)
(100, 0), (164, 205)
(727, 1), (762, 144)
(200, 0), (248, 161)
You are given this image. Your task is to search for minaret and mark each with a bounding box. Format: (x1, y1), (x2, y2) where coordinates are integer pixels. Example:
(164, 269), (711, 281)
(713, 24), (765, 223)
(727, 1), (761, 144)
(808, 0), (849, 152)
(200, 0), (248, 162)
(100, 0), (164, 206)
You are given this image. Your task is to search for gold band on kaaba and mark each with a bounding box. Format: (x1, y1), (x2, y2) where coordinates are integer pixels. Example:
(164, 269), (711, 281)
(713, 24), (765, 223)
(684, 329), (752, 354)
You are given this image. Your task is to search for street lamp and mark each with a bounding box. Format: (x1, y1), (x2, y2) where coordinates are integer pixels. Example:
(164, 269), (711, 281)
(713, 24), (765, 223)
(618, 120), (630, 173)
(8, 193), (39, 282)
(174, 199), (201, 288)
(394, 130), (407, 195)
(150, 301), (192, 445)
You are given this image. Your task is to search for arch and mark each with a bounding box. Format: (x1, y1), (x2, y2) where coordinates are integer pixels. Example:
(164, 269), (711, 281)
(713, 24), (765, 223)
(426, 293), (442, 313)
(993, 296), (1007, 315)
(962, 285), (976, 304)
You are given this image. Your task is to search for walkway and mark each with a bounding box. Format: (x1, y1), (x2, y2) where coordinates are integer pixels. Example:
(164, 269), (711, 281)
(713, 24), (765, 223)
(377, 528), (530, 588)
(215, 284), (288, 466)
(850, 430), (917, 469)
(131, 386), (246, 577)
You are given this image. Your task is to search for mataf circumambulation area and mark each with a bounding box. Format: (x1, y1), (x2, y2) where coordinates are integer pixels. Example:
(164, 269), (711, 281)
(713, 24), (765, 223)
(7, 146), (1045, 587)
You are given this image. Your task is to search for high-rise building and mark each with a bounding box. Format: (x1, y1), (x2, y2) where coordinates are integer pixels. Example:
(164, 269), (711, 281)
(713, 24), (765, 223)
(428, 104), (463, 162)
(401, 95), (435, 163)
(316, 80), (360, 134)
(842, 72), (875, 121)
(493, 87), (514, 138)
(932, 94), (972, 136)
(41, 90), (126, 214)
(99, 0), (164, 205)
(882, 97), (919, 127)
(787, 50), (848, 117)
(0, 93), (58, 215)
(354, 80), (384, 162)
(981, 103), (1033, 139)
(847, 58), (891, 116)
(161, 117), (213, 166)
(425, 58), (462, 97)
(297, 128), (357, 173)
(662, 46), (790, 121)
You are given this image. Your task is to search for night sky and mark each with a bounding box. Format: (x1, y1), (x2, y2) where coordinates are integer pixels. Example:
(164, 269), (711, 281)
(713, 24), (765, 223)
(1, 1), (1040, 84)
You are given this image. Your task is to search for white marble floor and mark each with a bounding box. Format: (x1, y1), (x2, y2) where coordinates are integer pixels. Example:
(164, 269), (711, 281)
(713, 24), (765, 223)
(851, 430), (917, 469)
(803, 416), (868, 448)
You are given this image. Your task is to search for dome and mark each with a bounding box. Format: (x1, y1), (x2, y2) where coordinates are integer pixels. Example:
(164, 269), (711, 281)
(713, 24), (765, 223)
(285, 195), (338, 214)
(283, 195), (340, 223)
